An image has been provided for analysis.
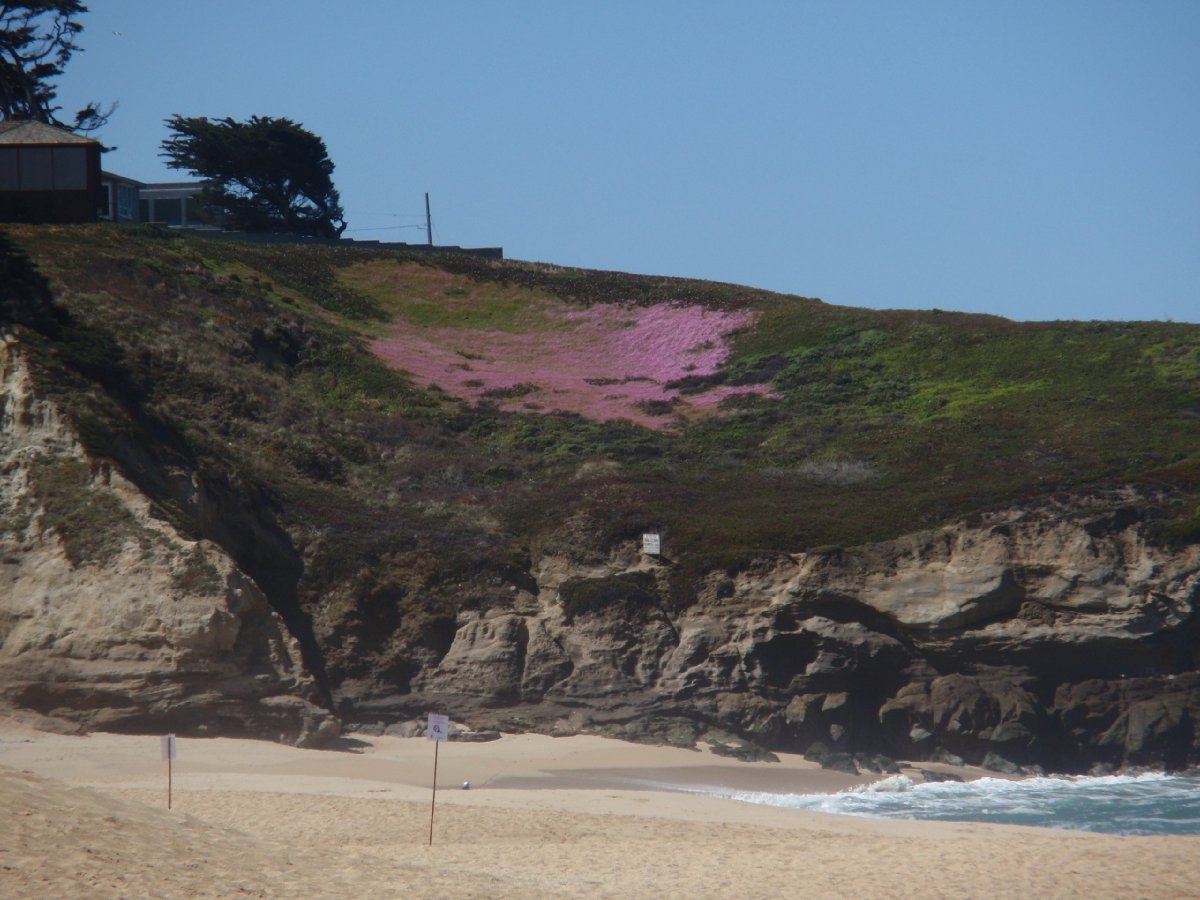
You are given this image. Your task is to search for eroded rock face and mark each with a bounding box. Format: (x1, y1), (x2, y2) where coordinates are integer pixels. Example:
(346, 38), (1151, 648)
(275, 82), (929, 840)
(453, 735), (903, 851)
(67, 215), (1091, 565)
(0, 341), (337, 746)
(393, 496), (1199, 772)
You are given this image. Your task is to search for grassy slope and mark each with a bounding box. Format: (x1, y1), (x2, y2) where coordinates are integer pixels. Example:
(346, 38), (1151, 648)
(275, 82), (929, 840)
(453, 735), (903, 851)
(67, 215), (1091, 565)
(5, 224), (1200, 624)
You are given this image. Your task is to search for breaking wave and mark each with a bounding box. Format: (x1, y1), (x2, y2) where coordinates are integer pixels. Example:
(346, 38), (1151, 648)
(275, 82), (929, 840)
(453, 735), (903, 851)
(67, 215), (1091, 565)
(700, 773), (1200, 835)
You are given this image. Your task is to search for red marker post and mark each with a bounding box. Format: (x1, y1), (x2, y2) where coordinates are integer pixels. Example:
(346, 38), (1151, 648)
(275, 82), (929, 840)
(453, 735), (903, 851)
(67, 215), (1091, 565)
(427, 713), (449, 846)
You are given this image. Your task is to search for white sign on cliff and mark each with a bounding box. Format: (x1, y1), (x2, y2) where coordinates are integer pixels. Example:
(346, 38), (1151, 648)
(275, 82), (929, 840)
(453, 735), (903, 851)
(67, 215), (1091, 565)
(642, 532), (661, 556)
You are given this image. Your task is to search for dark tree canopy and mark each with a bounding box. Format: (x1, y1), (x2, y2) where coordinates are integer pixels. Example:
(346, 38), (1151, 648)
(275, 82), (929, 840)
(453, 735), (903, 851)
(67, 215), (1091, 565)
(161, 115), (347, 239)
(0, 1), (111, 131)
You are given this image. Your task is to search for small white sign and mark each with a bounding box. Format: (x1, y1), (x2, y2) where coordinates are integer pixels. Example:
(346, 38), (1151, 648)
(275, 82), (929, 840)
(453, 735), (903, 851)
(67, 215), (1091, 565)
(642, 532), (661, 555)
(427, 714), (450, 742)
(160, 734), (176, 761)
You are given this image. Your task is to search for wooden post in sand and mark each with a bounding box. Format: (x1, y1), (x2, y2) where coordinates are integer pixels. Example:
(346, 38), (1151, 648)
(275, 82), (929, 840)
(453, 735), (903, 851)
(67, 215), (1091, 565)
(427, 714), (449, 845)
(160, 734), (176, 809)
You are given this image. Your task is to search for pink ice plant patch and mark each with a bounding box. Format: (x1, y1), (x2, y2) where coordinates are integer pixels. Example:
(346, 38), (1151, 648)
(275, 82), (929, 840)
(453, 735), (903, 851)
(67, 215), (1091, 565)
(369, 301), (770, 429)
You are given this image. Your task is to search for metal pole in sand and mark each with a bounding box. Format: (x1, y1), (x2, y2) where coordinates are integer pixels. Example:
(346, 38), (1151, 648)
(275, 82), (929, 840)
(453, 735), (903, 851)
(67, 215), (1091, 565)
(160, 734), (176, 809)
(428, 739), (440, 846)
(427, 713), (449, 846)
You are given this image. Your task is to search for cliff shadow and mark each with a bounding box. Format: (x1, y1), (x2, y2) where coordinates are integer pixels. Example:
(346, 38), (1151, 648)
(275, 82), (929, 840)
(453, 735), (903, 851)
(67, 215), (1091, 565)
(0, 229), (62, 335)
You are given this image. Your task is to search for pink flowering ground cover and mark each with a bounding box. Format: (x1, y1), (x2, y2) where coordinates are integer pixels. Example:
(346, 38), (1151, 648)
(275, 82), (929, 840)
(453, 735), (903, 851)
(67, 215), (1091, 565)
(369, 301), (768, 429)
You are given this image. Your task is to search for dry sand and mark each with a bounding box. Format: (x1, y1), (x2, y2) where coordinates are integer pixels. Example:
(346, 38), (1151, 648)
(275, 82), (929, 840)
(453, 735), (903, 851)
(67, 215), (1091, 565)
(2, 718), (1197, 899)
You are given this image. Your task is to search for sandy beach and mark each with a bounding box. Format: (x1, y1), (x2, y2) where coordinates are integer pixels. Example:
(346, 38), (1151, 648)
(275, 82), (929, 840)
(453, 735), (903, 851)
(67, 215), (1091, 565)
(2, 719), (1197, 899)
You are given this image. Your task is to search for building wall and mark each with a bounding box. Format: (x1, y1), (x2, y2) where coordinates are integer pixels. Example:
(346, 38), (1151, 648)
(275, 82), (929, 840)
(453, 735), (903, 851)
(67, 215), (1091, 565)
(0, 143), (102, 223)
(100, 178), (142, 222)
(139, 184), (208, 226)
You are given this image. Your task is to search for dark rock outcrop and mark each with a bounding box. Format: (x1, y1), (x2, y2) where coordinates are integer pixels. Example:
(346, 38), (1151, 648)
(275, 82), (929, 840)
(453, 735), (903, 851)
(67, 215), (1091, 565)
(375, 495), (1200, 772)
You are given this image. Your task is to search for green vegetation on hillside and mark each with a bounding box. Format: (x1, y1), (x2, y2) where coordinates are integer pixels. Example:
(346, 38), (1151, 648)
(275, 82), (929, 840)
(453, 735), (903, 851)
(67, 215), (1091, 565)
(4, 224), (1199, 620)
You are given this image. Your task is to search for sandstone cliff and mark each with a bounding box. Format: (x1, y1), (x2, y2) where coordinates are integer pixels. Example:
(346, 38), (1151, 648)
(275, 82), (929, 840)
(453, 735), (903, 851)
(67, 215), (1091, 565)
(0, 339), (337, 745)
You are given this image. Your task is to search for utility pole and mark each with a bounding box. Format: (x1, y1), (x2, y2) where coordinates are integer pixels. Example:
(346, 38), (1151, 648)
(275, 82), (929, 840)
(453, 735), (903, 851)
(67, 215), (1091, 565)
(425, 192), (433, 246)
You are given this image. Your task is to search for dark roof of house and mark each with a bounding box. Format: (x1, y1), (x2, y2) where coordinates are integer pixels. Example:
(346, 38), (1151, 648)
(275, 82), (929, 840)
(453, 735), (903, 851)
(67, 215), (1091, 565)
(0, 120), (99, 145)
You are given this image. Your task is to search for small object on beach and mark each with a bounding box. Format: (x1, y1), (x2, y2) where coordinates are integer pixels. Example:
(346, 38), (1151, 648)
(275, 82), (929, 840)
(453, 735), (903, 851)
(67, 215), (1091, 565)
(462, 781), (471, 790)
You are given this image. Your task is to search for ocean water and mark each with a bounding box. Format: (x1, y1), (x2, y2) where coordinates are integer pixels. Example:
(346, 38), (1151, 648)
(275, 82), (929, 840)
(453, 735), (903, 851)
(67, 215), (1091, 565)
(700, 773), (1200, 836)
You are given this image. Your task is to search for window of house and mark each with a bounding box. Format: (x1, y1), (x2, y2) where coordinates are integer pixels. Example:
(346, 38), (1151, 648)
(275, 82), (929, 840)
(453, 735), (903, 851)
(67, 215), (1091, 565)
(117, 185), (139, 221)
(52, 147), (87, 189)
(17, 148), (53, 189)
(149, 198), (182, 223)
(0, 146), (89, 190)
(0, 149), (18, 190)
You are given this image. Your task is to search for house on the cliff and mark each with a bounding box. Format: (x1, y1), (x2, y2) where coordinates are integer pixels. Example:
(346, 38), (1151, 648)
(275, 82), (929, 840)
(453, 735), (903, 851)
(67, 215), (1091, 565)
(136, 180), (207, 226)
(3, 121), (500, 254)
(0, 120), (205, 226)
(99, 172), (208, 227)
(99, 170), (141, 223)
(0, 120), (104, 223)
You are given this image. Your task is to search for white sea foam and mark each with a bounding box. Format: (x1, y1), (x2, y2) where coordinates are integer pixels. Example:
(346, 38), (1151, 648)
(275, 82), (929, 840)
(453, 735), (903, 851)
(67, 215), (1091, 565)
(695, 772), (1200, 836)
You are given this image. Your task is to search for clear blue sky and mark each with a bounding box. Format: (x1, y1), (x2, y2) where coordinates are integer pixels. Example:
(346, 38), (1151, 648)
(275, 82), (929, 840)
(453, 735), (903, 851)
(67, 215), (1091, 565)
(60, 1), (1199, 322)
